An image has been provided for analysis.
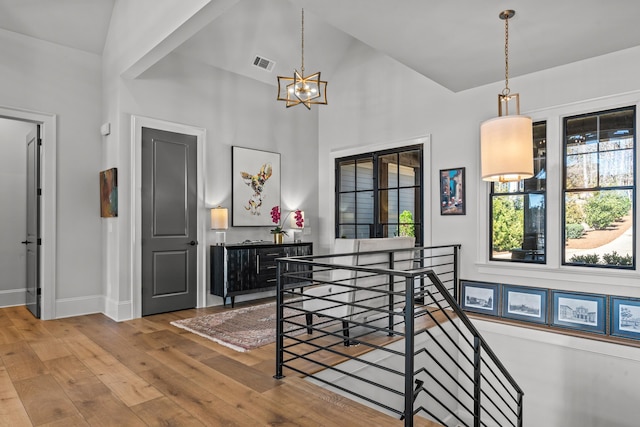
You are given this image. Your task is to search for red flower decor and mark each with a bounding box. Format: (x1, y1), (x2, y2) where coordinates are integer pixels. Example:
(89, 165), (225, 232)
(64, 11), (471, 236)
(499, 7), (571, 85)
(270, 206), (304, 235)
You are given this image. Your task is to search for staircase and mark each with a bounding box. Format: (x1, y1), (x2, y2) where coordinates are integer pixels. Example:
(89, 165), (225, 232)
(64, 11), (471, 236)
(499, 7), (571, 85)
(274, 244), (523, 427)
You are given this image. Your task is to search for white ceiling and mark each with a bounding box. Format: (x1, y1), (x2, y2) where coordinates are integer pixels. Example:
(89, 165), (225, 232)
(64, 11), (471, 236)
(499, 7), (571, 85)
(3, 0), (640, 92)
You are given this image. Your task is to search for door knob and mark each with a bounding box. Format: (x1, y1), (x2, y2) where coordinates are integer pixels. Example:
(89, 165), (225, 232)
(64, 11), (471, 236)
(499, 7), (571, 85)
(21, 240), (32, 245)
(189, 241), (197, 246)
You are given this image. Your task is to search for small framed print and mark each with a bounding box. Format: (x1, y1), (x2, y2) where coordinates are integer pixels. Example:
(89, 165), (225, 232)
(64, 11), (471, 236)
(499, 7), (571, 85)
(440, 167), (465, 215)
(502, 285), (548, 324)
(552, 291), (606, 334)
(611, 297), (640, 340)
(461, 280), (499, 316)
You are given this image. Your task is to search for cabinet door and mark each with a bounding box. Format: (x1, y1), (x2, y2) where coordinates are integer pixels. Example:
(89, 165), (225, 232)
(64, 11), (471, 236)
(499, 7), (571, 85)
(227, 248), (256, 293)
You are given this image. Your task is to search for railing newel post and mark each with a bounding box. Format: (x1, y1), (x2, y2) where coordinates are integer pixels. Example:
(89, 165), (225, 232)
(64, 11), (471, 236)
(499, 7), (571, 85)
(389, 251), (395, 336)
(274, 260), (285, 379)
(404, 275), (415, 427)
(473, 335), (481, 427)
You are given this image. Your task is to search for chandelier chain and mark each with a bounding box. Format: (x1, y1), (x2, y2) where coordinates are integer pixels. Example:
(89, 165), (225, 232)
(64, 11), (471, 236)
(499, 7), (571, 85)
(300, 9), (305, 73)
(502, 15), (510, 96)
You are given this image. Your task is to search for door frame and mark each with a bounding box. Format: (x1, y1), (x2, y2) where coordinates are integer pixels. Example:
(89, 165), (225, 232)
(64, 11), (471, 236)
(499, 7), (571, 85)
(0, 106), (57, 320)
(131, 115), (207, 318)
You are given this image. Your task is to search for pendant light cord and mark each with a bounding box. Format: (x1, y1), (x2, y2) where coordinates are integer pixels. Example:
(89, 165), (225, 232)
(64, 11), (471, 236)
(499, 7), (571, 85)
(502, 15), (510, 96)
(300, 9), (305, 74)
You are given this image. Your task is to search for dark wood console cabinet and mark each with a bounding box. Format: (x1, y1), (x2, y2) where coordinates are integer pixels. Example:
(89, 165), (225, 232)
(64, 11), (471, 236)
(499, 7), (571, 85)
(210, 241), (312, 307)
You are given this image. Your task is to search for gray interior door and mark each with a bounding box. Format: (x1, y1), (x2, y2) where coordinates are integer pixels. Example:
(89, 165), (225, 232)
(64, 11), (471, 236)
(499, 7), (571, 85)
(141, 127), (198, 316)
(25, 126), (40, 318)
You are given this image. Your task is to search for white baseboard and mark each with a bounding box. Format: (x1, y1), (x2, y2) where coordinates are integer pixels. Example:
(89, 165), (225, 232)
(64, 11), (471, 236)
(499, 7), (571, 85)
(55, 295), (104, 319)
(0, 288), (26, 307)
(104, 297), (133, 322)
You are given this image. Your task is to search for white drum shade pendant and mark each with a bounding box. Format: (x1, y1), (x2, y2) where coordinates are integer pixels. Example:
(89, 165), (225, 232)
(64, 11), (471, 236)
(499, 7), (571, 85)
(481, 115), (533, 182)
(480, 10), (533, 182)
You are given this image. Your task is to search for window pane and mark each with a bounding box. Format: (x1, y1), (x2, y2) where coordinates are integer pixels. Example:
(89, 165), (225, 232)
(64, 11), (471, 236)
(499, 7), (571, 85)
(493, 181), (523, 194)
(566, 153), (598, 189)
(356, 158), (374, 190)
(399, 188), (417, 218)
(356, 191), (374, 223)
(600, 108), (634, 142)
(492, 195), (524, 259)
(378, 154), (398, 189)
(564, 190), (633, 267)
(566, 115), (597, 154)
(399, 150), (421, 186)
(338, 225), (355, 239)
(356, 225), (371, 239)
(599, 150), (633, 187)
(379, 189), (399, 225)
(339, 193), (355, 223)
(339, 160), (355, 192)
(383, 224), (399, 238)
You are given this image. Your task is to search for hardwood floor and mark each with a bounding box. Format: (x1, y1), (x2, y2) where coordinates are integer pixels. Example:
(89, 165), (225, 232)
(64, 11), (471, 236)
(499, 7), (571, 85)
(0, 301), (441, 426)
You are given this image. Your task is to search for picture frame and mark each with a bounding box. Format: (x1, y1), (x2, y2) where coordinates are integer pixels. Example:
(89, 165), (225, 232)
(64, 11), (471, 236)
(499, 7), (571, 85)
(501, 285), (548, 324)
(440, 167), (465, 215)
(232, 146), (281, 226)
(611, 297), (640, 340)
(461, 280), (499, 316)
(552, 291), (606, 334)
(99, 167), (118, 218)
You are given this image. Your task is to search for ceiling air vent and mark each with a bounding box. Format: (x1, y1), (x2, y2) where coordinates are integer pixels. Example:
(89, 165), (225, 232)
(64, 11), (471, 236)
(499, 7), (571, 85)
(253, 55), (275, 72)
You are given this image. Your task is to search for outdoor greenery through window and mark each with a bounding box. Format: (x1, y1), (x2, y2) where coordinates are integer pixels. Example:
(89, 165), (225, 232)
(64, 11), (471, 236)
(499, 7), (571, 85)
(563, 106), (635, 268)
(490, 121), (546, 263)
(335, 146), (422, 244)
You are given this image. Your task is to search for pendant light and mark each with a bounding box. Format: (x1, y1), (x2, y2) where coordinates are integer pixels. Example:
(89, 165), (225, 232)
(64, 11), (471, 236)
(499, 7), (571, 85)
(277, 9), (328, 109)
(480, 10), (533, 182)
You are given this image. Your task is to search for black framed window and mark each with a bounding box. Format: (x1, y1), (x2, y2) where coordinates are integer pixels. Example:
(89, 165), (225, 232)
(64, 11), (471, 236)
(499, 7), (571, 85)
(563, 106), (635, 268)
(490, 121), (547, 263)
(335, 145), (423, 245)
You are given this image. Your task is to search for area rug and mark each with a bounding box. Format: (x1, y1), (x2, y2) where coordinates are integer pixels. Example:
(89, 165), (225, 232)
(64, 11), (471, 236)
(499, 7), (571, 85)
(170, 301), (309, 352)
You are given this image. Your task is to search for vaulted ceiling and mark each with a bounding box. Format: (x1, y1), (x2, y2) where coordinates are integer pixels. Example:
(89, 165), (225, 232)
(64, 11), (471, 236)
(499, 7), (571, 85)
(2, 0), (640, 92)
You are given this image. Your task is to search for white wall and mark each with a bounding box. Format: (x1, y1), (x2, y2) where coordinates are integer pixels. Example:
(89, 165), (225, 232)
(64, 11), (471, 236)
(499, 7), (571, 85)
(476, 319), (640, 427)
(0, 119), (35, 307)
(319, 39), (640, 425)
(0, 29), (103, 317)
(100, 49), (320, 317)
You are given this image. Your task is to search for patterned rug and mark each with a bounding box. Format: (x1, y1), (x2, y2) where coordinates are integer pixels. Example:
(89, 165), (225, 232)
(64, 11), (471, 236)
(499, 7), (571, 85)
(170, 301), (308, 352)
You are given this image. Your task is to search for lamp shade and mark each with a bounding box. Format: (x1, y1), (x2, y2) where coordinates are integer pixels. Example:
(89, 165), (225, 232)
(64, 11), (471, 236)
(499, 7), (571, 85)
(290, 210), (304, 229)
(480, 115), (534, 182)
(210, 207), (228, 230)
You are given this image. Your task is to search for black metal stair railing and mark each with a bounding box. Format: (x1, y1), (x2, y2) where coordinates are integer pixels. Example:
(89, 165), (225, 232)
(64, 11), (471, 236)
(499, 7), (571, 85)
(274, 244), (524, 427)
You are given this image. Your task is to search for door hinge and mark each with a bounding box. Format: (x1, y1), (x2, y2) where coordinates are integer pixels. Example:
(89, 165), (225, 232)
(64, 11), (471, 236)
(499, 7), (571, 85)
(37, 188), (42, 196)
(38, 138), (42, 146)
(37, 288), (42, 295)
(37, 238), (42, 245)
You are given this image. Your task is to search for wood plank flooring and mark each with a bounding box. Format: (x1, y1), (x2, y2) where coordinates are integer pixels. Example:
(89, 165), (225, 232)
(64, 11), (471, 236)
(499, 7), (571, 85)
(0, 301), (442, 426)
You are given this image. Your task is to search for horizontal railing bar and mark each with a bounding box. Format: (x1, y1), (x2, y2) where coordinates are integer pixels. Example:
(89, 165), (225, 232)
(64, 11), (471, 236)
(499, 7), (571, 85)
(415, 384), (469, 426)
(480, 401), (515, 427)
(281, 347), (405, 395)
(415, 299), (475, 366)
(479, 387), (517, 427)
(480, 367), (519, 408)
(414, 365), (476, 417)
(479, 356), (519, 404)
